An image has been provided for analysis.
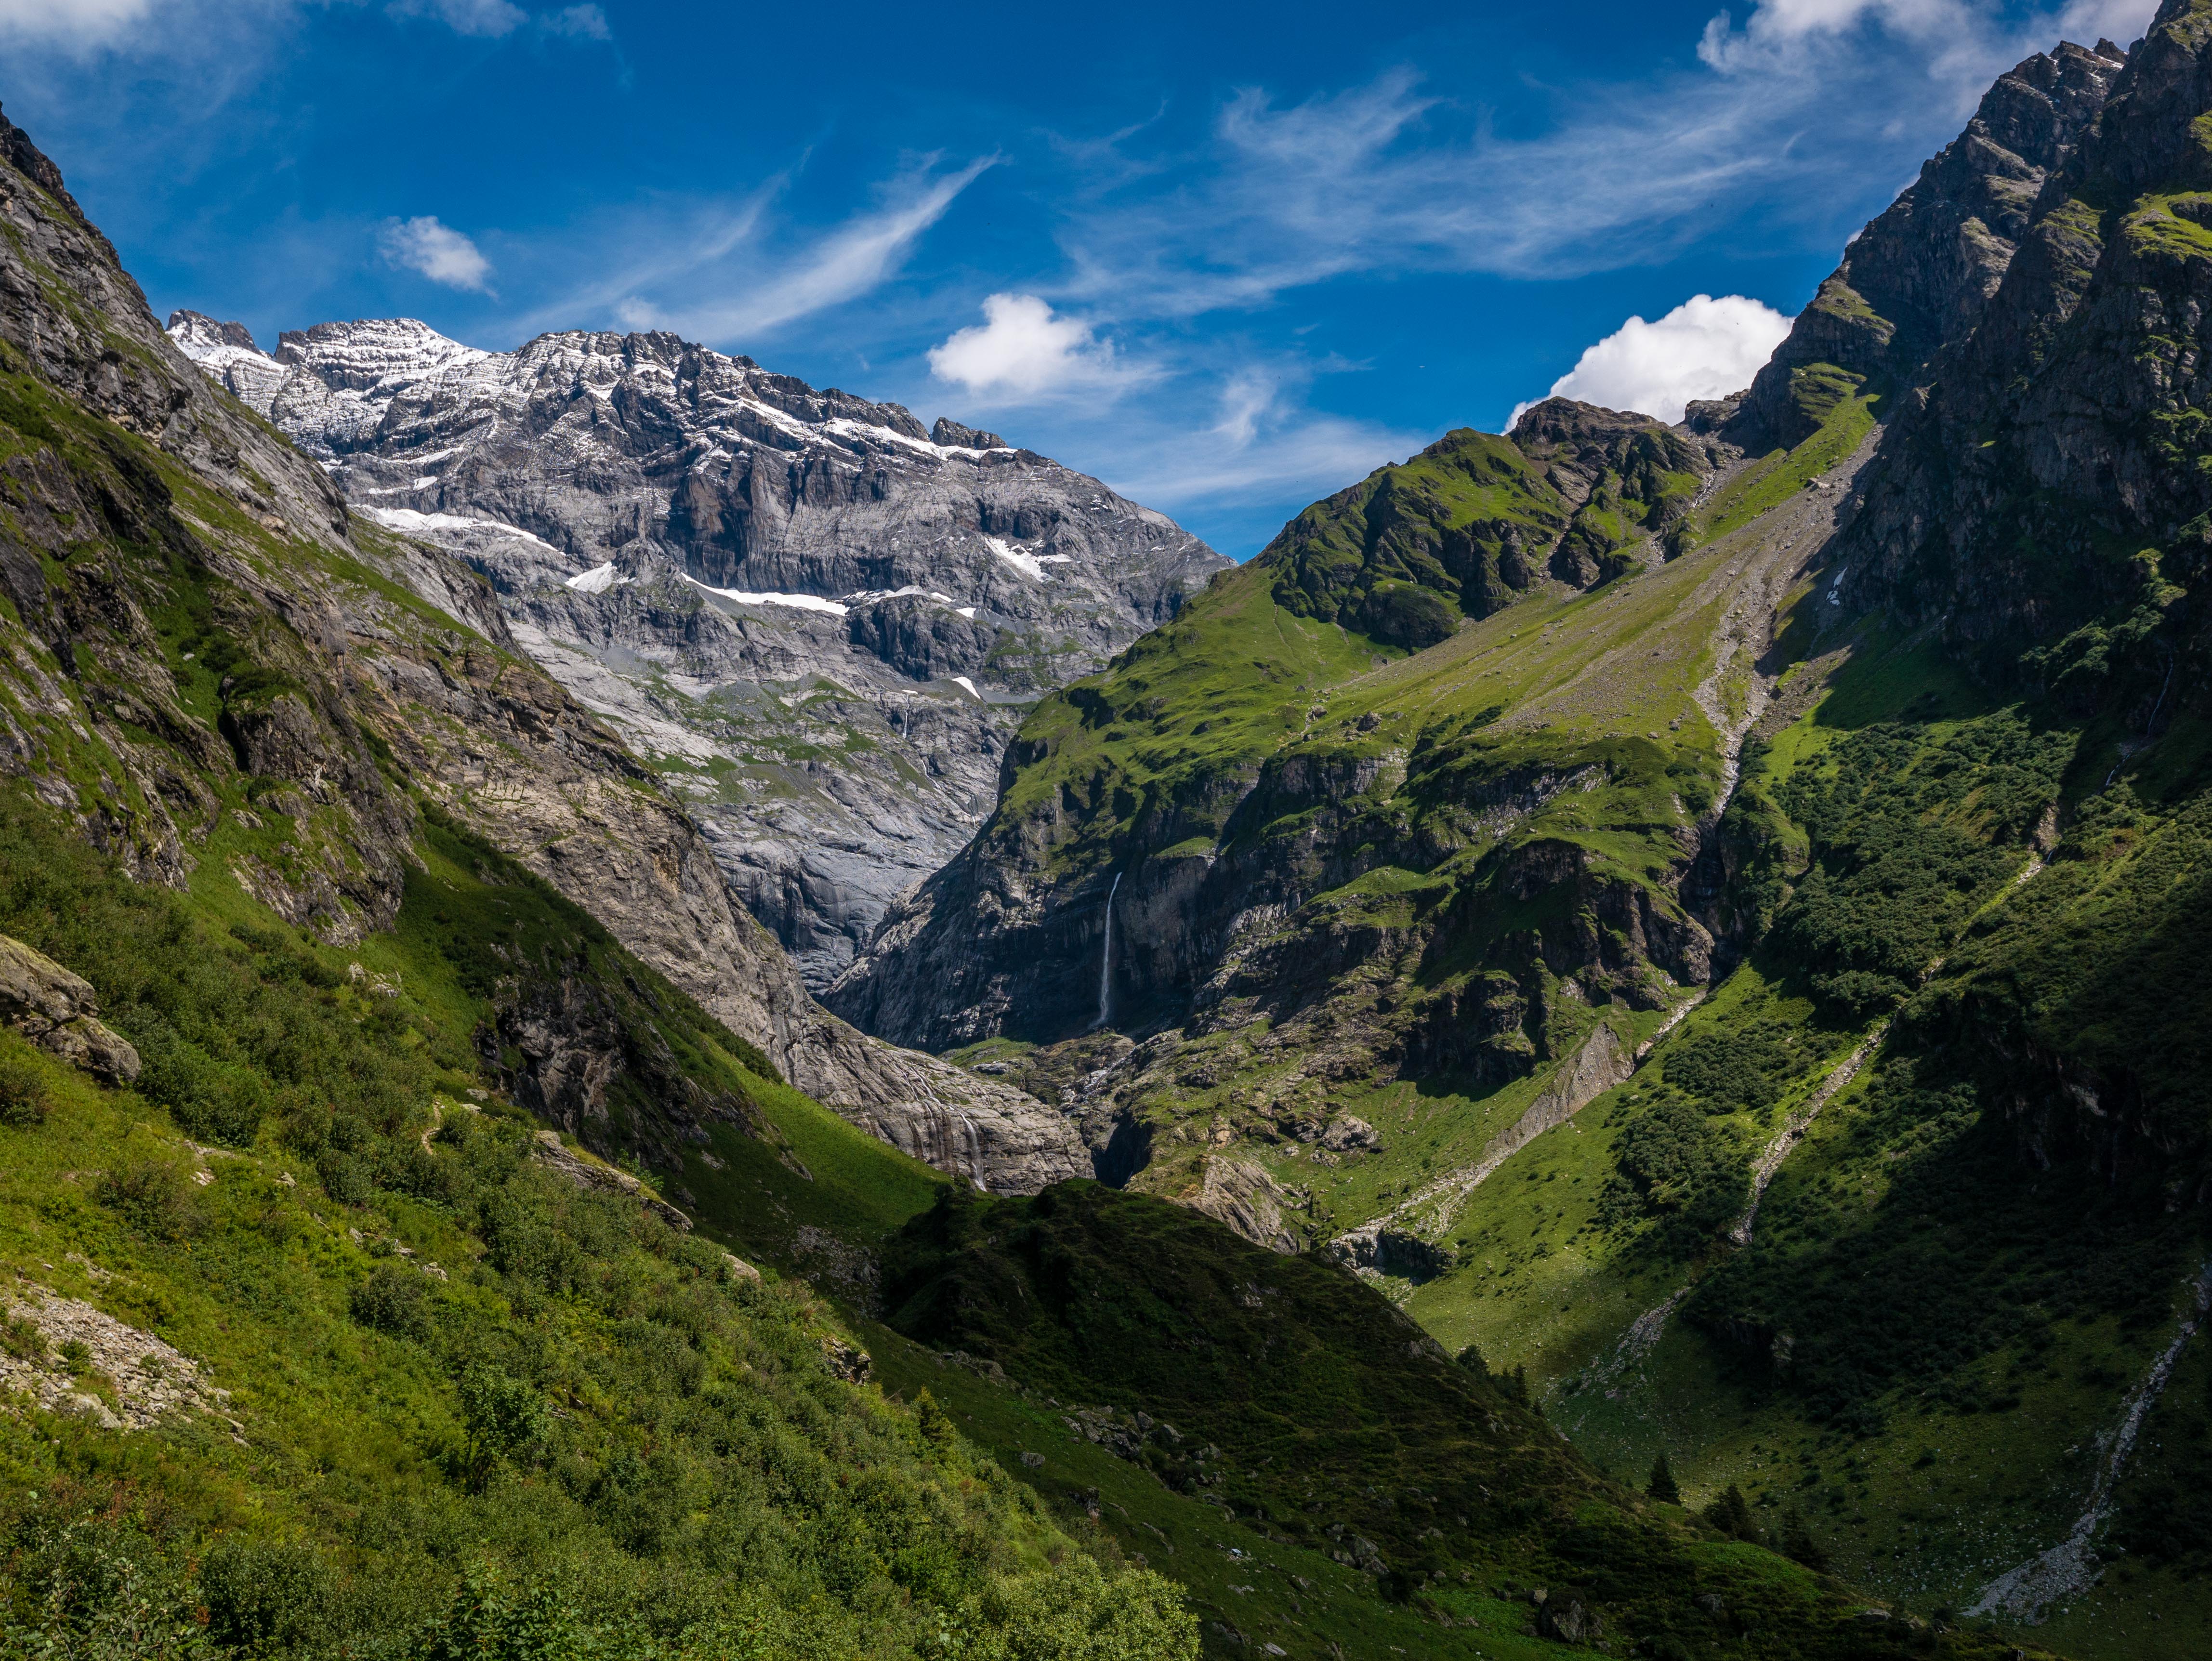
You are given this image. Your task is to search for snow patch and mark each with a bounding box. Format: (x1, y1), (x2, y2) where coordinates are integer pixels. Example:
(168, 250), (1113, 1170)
(566, 563), (624, 594)
(683, 575), (849, 617)
(362, 506), (563, 554)
(983, 536), (1050, 580)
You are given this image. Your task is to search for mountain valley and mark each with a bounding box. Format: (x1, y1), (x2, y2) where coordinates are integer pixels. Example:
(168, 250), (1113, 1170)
(0, 3), (2207, 1658)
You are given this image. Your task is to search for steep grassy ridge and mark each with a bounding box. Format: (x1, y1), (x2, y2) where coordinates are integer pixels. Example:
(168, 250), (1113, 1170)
(0, 785), (1197, 1658)
(867, 1182), (2054, 1661)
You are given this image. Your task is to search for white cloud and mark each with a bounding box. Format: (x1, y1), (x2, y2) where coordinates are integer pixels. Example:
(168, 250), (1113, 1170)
(1510, 293), (1792, 427)
(542, 2), (607, 37)
(0, 0), (157, 46)
(0, 0), (618, 50)
(389, 0), (526, 36)
(612, 158), (993, 341)
(379, 215), (495, 292)
(927, 293), (1131, 400)
(1051, 0), (2160, 318)
(1700, 0), (2157, 90)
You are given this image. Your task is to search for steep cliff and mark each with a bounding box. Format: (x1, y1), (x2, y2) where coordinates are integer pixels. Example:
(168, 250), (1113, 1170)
(1735, 39), (2127, 448)
(0, 104), (1085, 1193)
(167, 312), (1229, 987)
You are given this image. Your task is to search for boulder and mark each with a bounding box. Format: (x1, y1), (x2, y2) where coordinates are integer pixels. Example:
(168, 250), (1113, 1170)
(0, 934), (140, 1085)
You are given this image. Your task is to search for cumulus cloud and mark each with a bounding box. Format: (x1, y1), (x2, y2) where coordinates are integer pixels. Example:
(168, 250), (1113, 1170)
(379, 215), (495, 292)
(1510, 293), (1791, 427)
(927, 293), (1131, 400)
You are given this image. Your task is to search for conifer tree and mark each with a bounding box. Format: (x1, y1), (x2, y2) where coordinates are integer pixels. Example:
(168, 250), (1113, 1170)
(1647, 1451), (1681, 1504)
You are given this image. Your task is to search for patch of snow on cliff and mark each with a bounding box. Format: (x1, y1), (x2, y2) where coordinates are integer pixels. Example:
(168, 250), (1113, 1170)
(566, 563), (624, 594)
(362, 506), (564, 554)
(984, 537), (1049, 580)
(683, 575), (849, 617)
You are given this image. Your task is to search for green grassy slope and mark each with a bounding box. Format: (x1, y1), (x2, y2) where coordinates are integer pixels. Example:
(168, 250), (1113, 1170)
(0, 784), (1205, 1658)
(868, 1181), (2056, 1661)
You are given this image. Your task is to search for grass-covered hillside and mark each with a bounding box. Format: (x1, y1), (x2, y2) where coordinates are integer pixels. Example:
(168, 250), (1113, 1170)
(0, 782), (1204, 1658)
(862, 1181), (2056, 1661)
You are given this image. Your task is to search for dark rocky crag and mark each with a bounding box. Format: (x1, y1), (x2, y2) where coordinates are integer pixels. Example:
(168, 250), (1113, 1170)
(0, 106), (1087, 1192)
(1735, 38), (2128, 449)
(167, 312), (1229, 987)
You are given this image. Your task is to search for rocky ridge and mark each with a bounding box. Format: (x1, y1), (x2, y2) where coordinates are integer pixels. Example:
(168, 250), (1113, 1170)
(1735, 38), (2127, 448)
(822, 394), (1858, 1230)
(0, 105), (1084, 1193)
(167, 312), (1229, 987)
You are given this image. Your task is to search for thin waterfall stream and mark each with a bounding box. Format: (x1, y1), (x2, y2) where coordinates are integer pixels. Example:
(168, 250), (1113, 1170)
(1094, 872), (1120, 1029)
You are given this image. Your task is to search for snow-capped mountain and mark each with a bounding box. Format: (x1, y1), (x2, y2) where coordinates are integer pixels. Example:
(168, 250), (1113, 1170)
(170, 312), (1230, 986)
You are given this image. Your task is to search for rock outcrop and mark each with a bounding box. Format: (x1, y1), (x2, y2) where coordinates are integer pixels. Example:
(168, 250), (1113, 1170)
(167, 311), (1229, 988)
(1734, 39), (2126, 448)
(0, 104), (1084, 1193)
(0, 935), (141, 1084)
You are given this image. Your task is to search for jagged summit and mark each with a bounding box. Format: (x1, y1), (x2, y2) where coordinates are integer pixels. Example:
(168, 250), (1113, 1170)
(168, 308), (1229, 986)
(1735, 37), (2127, 448)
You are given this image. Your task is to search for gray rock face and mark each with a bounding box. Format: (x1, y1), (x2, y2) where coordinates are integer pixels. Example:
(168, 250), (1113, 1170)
(0, 933), (141, 1084)
(0, 112), (1087, 1194)
(1735, 39), (2125, 448)
(1838, 6), (2212, 683)
(166, 312), (1230, 987)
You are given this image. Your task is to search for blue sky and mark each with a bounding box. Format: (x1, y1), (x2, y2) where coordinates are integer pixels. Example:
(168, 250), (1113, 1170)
(2, 0), (2160, 555)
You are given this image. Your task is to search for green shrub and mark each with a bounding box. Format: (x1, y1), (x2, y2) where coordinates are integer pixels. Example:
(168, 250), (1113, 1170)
(457, 1366), (550, 1491)
(0, 1041), (48, 1126)
(349, 1264), (429, 1339)
(316, 1148), (372, 1206)
(199, 1537), (335, 1655)
(983, 1559), (1200, 1661)
(94, 1158), (205, 1241)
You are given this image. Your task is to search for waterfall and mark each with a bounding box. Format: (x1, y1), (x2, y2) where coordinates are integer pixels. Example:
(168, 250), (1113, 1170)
(1094, 872), (1120, 1030)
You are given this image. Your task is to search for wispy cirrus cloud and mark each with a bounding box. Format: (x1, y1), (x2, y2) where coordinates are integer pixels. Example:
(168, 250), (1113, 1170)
(608, 156), (996, 342)
(1044, 0), (2157, 323)
(0, 0), (618, 51)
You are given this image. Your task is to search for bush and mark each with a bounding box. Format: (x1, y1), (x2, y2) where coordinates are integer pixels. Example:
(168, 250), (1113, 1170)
(316, 1149), (372, 1206)
(95, 1158), (205, 1241)
(458, 1366), (549, 1490)
(199, 1537), (335, 1654)
(983, 1560), (1200, 1661)
(135, 1026), (267, 1147)
(350, 1264), (429, 1339)
(0, 1042), (49, 1126)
